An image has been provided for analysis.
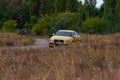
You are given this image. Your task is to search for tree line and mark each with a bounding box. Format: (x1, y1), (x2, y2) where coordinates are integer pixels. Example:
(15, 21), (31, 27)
(0, 0), (120, 35)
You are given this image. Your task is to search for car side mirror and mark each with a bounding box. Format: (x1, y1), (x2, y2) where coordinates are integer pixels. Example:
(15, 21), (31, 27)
(52, 33), (55, 36)
(73, 35), (76, 38)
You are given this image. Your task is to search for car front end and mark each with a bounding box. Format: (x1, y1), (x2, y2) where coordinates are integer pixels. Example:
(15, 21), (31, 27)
(49, 36), (73, 47)
(49, 30), (80, 47)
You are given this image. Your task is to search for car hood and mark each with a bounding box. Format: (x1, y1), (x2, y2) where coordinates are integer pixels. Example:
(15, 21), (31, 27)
(50, 36), (73, 41)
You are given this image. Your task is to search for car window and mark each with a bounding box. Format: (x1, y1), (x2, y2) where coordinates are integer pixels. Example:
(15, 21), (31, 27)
(55, 31), (73, 37)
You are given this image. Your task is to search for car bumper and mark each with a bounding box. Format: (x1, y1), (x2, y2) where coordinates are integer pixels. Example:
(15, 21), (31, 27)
(49, 42), (71, 47)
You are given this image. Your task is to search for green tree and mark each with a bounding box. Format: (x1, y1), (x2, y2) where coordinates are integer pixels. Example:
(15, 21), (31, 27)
(51, 18), (67, 34)
(0, 0), (24, 20)
(32, 12), (81, 35)
(104, 0), (116, 20)
(0, 0), (30, 30)
(98, 4), (104, 17)
(82, 17), (108, 34)
(26, 0), (41, 16)
(1, 20), (17, 32)
(115, 0), (120, 21)
(83, 0), (97, 19)
(103, 0), (117, 32)
(0, 0), (7, 10)
(32, 18), (48, 35)
(83, 0), (90, 19)
(40, 0), (50, 16)
(78, 1), (84, 13)
(66, 0), (78, 12)
(24, 15), (38, 34)
(55, 0), (66, 12)
(78, 1), (85, 28)
(18, 5), (30, 29)
(50, 0), (56, 13)
(114, 0), (120, 32)
(89, 0), (97, 16)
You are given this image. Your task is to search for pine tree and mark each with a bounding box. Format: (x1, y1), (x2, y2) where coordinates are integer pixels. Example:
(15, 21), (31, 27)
(98, 4), (104, 17)
(66, 0), (78, 12)
(103, 0), (116, 20)
(103, 0), (117, 32)
(55, 0), (66, 12)
(40, 0), (50, 16)
(78, 1), (84, 14)
(33, 0), (41, 16)
(89, 0), (97, 16)
(115, 0), (120, 20)
(114, 0), (120, 32)
(77, 1), (85, 31)
(83, 0), (97, 18)
(84, 0), (90, 18)
(18, 5), (30, 29)
(50, 0), (56, 13)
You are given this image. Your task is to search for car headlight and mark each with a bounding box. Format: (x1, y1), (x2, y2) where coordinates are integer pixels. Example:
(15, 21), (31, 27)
(65, 40), (72, 42)
(49, 39), (54, 43)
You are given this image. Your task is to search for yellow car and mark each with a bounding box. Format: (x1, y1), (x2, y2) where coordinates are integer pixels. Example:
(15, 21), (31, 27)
(49, 30), (80, 47)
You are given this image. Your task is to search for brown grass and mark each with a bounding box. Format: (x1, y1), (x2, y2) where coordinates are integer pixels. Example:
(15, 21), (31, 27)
(0, 33), (34, 47)
(81, 33), (120, 48)
(0, 33), (120, 80)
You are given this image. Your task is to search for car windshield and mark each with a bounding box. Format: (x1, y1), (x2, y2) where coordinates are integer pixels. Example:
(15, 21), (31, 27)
(55, 31), (73, 37)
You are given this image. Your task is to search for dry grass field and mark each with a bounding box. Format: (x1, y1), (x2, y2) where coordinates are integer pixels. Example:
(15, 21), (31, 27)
(0, 33), (34, 47)
(0, 33), (120, 80)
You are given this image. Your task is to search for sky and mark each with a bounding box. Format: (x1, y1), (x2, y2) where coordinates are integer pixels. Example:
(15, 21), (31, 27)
(79, 0), (103, 8)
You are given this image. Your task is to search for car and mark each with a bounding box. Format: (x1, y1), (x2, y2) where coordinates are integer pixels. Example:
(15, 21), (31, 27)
(49, 30), (80, 47)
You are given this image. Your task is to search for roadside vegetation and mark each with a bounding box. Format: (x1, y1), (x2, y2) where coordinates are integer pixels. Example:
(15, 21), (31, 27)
(0, 34), (120, 80)
(0, 33), (34, 47)
(0, 0), (120, 35)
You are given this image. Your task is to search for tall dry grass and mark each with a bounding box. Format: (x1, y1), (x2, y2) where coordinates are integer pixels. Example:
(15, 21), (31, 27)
(81, 33), (120, 48)
(0, 33), (34, 47)
(0, 33), (120, 80)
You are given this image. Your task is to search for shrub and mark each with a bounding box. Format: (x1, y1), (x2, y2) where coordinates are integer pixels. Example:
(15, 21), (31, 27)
(25, 16), (38, 30)
(32, 12), (82, 36)
(82, 17), (109, 34)
(24, 16), (39, 35)
(1, 20), (17, 32)
(32, 18), (48, 35)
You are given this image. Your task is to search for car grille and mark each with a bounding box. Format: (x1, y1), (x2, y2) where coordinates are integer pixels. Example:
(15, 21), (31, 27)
(54, 40), (64, 45)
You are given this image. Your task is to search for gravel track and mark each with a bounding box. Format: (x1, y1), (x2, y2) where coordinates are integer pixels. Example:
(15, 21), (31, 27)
(32, 39), (49, 48)
(0, 39), (49, 49)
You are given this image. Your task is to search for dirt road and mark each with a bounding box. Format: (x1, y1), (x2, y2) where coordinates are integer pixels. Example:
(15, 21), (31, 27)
(33, 39), (49, 48)
(32, 39), (84, 48)
(1, 39), (49, 49)
(2, 38), (83, 49)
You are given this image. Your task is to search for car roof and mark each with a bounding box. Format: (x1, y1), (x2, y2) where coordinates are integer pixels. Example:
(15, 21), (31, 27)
(58, 30), (75, 32)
